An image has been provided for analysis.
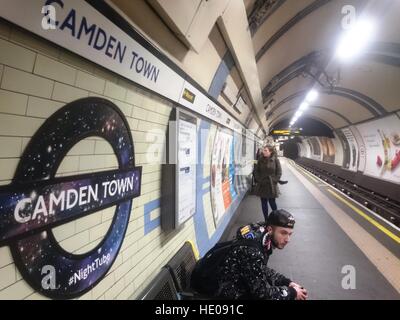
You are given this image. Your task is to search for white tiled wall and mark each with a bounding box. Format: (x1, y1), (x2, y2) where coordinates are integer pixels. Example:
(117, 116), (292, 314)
(0, 20), (197, 300)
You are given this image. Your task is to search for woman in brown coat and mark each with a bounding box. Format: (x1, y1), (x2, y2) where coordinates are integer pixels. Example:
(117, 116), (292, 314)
(254, 144), (282, 221)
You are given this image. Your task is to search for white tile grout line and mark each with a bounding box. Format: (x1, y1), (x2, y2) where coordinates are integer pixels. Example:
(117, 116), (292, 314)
(286, 160), (400, 294)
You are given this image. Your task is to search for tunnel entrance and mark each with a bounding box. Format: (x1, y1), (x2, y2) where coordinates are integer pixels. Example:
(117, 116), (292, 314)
(282, 142), (299, 160)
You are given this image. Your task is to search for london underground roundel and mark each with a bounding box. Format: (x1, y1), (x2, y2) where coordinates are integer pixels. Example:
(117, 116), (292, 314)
(0, 97), (141, 299)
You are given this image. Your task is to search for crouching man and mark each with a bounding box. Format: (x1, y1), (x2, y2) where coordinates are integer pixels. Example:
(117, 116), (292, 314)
(190, 209), (308, 300)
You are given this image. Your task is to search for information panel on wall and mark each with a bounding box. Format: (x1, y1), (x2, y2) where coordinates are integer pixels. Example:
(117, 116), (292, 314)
(176, 111), (197, 226)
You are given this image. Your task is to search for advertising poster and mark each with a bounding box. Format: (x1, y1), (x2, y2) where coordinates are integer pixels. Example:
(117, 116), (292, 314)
(221, 134), (232, 210)
(351, 126), (366, 172)
(298, 141), (306, 158)
(229, 136), (237, 200)
(304, 140), (311, 158)
(319, 137), (336, 164)
(332, 133), (344, 166)
(356, 114), (400, 184)
(309, 137), (322, 161)
(304, 139), (312, 158)
(307, 139), (313, 156)
(301, 143), (306, 157)
(341, 128), (359, 172)
(211, 130), (226, 224)
(233, 133), (242, 195)
(211, 129), (238, 225)
(297, 143), (303, 157)
(177, 113), (197, 225)
(336, 129), (350, 169)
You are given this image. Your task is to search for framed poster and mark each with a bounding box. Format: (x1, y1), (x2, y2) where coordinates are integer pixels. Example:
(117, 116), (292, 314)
(297, 142), (304, 157)
(350, 126), (366, 172)
(332, 132), (344, 167)
(342, 128), (359, 172)
(309, 137), (322, 161)
(210, 128), (238, 226)
(210, 129), (226, 224)
(319, 137), (336, 164)
(356, 114), (400, 184)
(176, 110), (197, 225)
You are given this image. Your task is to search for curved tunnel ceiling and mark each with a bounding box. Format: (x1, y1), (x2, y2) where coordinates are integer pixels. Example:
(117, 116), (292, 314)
(266, 87), (381, 127)
(247, 0), (400, 134)
(269, 106), (349, 129)
(272, 117), (335, 137)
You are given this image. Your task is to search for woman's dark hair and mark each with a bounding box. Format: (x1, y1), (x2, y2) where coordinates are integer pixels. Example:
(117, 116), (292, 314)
(263, 145), (276, 155)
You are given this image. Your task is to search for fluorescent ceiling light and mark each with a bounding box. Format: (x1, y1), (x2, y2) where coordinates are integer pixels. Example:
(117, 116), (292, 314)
(299, 102), (309, 111)
(294, 110), (303, 118)
(305, 90), (318, 102)
(336, 19), (375, 61)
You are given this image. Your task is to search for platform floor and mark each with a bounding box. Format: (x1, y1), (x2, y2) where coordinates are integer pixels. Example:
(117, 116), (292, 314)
(222, 158), (400, 300)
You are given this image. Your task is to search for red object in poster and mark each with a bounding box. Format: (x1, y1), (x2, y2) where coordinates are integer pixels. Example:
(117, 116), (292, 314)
(376, 155), (383, 167)
(391, 150), (400, 170)
(222, 180), (232, 209)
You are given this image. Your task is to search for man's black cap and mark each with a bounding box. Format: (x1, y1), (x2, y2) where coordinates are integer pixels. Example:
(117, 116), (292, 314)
(267, 209), (295, 228)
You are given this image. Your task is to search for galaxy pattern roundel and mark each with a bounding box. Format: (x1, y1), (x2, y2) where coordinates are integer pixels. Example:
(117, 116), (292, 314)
(0, 97), (141, 299)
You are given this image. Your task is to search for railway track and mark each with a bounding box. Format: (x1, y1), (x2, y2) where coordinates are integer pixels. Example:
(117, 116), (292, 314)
(296, 162), (400, 228)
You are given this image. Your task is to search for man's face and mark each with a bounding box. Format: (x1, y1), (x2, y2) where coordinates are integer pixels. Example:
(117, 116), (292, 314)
(269, 226), (293, 249)
(262, 147), (271, 158)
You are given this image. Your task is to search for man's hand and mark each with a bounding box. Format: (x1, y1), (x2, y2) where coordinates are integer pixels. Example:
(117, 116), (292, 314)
(293, 286), (308, 300)
(290, 282), (308, 300)
(289, 282), (301, 288)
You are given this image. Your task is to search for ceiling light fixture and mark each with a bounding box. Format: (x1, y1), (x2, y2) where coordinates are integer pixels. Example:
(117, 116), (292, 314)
(305, 89), (318, 102)
(299, 102), (309, 111)
(336, 19), (375, 61)
(294, 110), (303, 118)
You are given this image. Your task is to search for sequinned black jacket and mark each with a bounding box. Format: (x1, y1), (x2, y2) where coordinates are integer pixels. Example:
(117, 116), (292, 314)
(215, 241), (296, 300)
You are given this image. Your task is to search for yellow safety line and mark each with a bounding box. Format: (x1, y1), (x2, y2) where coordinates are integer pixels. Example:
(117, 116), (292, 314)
(327, 189), (400, 244)
(301, 168), (319, 183)
(293, 163), (319, 183)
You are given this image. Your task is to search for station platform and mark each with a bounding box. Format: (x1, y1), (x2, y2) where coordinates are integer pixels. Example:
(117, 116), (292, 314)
(222, 158), (400, 300)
